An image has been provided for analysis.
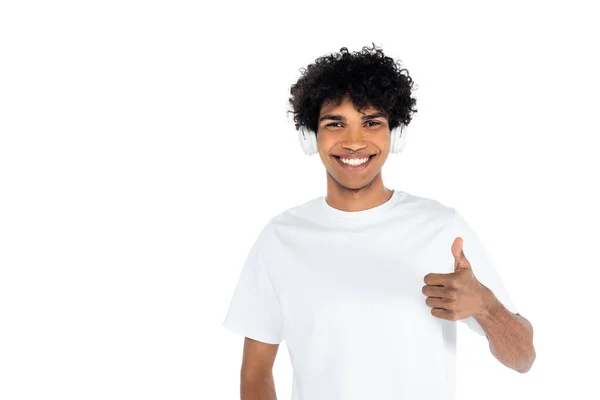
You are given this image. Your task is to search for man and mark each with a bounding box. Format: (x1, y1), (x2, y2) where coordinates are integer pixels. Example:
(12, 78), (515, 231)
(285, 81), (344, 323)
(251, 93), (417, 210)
(222, 43), (535, 400)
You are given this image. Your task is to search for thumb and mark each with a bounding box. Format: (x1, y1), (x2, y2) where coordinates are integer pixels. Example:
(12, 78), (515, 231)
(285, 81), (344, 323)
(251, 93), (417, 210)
(451, 237), (471, 271)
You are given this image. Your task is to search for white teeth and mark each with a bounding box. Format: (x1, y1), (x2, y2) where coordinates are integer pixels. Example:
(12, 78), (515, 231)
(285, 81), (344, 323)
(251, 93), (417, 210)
(340, 157), (369, 166)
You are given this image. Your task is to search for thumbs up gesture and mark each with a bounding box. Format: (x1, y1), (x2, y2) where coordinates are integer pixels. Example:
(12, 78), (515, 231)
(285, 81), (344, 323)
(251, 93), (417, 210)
(422, 237), (489, 321)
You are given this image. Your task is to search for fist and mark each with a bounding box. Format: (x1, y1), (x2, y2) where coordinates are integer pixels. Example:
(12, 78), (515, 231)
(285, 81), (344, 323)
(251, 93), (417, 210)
(422, 237), (488, 321)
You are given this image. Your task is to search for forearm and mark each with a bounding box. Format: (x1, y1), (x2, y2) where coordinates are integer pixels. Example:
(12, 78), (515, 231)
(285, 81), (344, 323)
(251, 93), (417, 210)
(241, 373), (277, 400)
(474, 286), (536, 373)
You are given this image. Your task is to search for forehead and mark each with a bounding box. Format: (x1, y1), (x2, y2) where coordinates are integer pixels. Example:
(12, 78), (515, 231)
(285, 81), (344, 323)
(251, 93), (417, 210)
(319, 97), (380, 115)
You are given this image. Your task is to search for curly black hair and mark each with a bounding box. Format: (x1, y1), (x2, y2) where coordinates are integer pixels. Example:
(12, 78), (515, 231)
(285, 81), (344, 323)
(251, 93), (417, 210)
(287, 43), (418, 135)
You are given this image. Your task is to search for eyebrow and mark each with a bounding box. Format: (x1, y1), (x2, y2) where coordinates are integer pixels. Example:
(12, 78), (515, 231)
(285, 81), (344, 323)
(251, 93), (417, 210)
(319, 112), (385, 123)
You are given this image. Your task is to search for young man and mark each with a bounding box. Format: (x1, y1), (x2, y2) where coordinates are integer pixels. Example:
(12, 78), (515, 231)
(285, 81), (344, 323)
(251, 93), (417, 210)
(222, 44), (535, 400)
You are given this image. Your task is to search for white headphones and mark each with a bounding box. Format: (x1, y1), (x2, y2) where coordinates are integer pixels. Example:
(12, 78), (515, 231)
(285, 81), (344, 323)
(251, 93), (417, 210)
(298, 124), (407, 156)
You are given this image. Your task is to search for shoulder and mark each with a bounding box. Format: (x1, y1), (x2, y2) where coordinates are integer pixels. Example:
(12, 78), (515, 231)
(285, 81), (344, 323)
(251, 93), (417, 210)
(399, 189), (457, 222)
(249, 196), (321, 244)
(268, 195), (323, 228)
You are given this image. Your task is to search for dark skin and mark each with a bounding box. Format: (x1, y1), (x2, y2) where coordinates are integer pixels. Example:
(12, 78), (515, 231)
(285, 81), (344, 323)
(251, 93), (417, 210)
(239, 95), (535, 398)
(422, 236), (536, 373)
(240, 338), (279, 399)
(318, 96), (395, 212)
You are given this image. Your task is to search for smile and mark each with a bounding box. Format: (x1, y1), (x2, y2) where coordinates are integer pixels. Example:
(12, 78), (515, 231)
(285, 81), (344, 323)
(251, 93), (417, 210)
(332, 154), (376, 171)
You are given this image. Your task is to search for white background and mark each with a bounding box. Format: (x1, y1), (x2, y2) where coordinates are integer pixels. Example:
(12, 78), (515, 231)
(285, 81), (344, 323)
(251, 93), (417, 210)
(1, 1), (598, 399)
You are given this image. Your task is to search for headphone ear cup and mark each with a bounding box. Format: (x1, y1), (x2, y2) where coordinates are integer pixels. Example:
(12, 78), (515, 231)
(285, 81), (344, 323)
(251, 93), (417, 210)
(390, 125), (407, 154)
(298, 126), (318, 155)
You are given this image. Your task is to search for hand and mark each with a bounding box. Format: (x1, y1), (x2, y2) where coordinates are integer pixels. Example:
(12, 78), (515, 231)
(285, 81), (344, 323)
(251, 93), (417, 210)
(422, 237), (488, 321)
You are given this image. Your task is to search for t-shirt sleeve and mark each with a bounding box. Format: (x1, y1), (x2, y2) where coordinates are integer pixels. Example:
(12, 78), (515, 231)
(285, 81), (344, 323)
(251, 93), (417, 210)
(451, 208), (518, 336)
(222, 224), (284, 344)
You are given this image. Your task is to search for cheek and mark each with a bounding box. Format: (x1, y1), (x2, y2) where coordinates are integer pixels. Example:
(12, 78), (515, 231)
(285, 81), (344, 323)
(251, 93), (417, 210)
(317, 134), (333, 147)
(317, 138), (337, 155)
(379, 135), (391, 149)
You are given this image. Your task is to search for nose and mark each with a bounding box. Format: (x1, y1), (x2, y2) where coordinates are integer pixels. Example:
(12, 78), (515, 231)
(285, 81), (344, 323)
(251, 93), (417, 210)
(341, 127), (368, 152)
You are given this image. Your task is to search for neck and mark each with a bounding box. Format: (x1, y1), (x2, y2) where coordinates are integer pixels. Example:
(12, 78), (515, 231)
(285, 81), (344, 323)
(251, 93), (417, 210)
(324, 172), (393, 212)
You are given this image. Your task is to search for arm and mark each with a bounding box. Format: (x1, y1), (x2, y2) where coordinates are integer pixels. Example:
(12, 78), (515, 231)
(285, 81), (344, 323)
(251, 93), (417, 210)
(240, 337), (280, 400)
(474, 286), (536, 373)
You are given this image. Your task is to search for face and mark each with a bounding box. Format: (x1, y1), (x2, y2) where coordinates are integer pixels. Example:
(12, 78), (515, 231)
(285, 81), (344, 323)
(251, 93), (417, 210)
(317, 96), (391, 190)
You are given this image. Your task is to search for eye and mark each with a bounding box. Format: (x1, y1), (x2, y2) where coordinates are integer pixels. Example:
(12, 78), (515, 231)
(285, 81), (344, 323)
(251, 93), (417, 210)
(325, 121), (382, 128)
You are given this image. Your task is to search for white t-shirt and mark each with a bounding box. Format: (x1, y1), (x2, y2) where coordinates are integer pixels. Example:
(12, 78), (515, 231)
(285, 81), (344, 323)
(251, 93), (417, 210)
(222, 189), (517, 400)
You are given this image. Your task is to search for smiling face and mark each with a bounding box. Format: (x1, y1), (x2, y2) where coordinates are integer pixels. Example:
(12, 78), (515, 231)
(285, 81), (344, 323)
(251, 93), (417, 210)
(317, 95), (392, 191)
